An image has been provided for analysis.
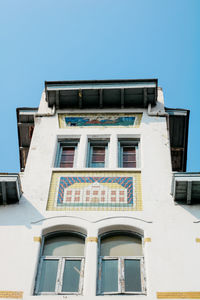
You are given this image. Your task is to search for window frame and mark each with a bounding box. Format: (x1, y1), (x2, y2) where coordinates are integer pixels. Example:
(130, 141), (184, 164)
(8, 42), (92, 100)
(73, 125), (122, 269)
(87, 139), (109, 168)
(97, 231), (145, 295)
(118, 139), (140, 168)
(55, 139), (79, 168)
(34, 231), (85, 296)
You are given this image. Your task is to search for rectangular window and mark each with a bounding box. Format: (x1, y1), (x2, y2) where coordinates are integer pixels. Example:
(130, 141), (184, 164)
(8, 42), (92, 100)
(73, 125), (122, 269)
(55, 140), (79, 168)
(118, 139), (139, 168)
(98, 257), (143, 294)
(87, 140), (109, 168)
(37, 257), (84, 294)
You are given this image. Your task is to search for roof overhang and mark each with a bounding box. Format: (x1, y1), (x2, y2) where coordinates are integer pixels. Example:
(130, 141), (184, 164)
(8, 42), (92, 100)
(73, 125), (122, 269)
(166, 108), (190, 172)
(16, 107), (38, 171)
(0, 173), (22, 205)
(45, 79), (158, 109)
(172, 172), (200, 204)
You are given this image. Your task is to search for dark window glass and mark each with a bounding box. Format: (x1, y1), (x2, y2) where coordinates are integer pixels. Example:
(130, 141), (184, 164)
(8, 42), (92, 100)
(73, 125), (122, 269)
(62, 260), (81, 292)
(92, 147), (105, 167)
(101, 259), (118, 293)
(87, 141), (108, 168)
(38, 259), (58, 293)
(124, 259), (141, 292)
(123, 146), (136, 168)
(60, 147), (75, 168)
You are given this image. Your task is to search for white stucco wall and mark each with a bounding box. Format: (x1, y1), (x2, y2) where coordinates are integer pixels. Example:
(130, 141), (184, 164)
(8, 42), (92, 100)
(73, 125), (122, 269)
(0, 88), (200, 300)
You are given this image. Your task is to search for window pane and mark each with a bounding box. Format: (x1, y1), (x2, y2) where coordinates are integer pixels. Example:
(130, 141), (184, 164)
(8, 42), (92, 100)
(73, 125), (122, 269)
(43, 235), (85, 256)
(60, 147), (75, 167)
(123, 147), (136, 168)
(92, 147), (105, 162)
(62, 260), (81, 292)
(101, 259), (118, 293)
(38, 259), (58, 293)
(101, 235), (142, 256)
(124, 259), (142, 292)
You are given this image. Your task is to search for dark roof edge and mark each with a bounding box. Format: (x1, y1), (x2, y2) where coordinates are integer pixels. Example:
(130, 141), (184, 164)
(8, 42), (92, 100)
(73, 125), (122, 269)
(165, 107), (190, 113)
(0, 173), (19, 176)
(45, 78), (158, 86)
(184, 109), (190, 171)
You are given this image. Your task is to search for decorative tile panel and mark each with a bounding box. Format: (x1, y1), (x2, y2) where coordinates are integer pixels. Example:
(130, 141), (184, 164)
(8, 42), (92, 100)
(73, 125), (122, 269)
(47, 171), (142, 211)
(58, 113), (142, 128)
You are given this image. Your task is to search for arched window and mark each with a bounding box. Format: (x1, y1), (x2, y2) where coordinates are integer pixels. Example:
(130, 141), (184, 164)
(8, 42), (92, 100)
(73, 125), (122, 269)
(35, 232), (85, 295)
(97, 232), (145, 294)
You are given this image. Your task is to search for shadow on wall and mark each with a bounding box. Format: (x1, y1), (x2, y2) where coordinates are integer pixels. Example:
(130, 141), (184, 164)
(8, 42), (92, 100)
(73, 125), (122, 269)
(175, 202), (200, 221)
(0, 195), (44, 228)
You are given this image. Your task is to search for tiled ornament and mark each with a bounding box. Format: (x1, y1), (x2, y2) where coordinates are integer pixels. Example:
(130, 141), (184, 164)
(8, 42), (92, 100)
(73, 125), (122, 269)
(47, 172), (142, 211)
(58, 113), (142, 128)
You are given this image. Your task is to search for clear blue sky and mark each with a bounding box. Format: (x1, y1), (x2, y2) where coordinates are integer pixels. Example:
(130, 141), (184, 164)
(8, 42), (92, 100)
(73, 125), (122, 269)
(0, 0), (199, 172)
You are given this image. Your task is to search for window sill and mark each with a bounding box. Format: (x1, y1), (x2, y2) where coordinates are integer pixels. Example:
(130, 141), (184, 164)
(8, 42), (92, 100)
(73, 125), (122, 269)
(52, 168), (141, 172)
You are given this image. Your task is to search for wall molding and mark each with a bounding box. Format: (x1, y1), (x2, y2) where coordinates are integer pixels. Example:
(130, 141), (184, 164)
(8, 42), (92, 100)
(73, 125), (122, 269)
(157, 292), (200, 299)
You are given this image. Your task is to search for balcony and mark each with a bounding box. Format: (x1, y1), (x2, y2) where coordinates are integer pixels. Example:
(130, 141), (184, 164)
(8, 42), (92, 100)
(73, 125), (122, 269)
(172, 172), (200, 204)
(0, 173), (22, 205)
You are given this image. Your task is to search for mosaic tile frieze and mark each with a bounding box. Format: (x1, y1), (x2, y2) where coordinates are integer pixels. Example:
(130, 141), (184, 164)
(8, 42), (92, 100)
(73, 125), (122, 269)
(58, 113), (142, 128)
(47, 172), (142, 211)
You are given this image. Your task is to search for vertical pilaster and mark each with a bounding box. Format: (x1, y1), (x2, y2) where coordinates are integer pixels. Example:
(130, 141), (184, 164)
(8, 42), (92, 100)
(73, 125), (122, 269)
(83, 228), (98, 296)
(109, 133), (118, 169)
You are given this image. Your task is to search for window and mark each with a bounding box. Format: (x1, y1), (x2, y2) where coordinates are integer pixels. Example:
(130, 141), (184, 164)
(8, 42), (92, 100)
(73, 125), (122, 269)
(35, 232), (85, 295)
(97, 232), (145, 295)
(118, 139), (139, 168)
(55, 140), (79, 168)
(87, 140), (109, 168)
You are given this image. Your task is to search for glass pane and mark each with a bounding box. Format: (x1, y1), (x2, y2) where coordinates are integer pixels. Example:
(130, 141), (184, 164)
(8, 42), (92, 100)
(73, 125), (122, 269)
(62, 260), (81, 292)
(60, 147), (75, 167)
(101, 259), (118, 293)
(124, 259), (142, 292)
(101, 235), (142, 256)
(43, 235), (85, 256)
(91, 162), (105, 167)
(123, 147), (136, 167)
(92, 147), (105, 162)
(60, 162), (74, 168)
(123, 162), (136, 168)
(38, 259), (58, 293)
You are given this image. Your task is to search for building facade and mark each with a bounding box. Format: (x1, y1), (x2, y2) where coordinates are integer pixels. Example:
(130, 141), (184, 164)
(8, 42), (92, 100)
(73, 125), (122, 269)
(0, 79), (200, 300)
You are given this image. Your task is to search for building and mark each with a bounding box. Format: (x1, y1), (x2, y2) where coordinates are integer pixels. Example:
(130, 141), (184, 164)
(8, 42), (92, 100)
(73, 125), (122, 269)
(0, 79), (200, 300)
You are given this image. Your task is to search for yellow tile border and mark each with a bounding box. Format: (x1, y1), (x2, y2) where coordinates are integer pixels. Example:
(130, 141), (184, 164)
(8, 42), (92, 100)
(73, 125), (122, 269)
(86, 237), (98, 243)
(157, 292), (200, 299)
(33, 236), (41, 243)
(144, 237), (151, 243)
(0, 291), (23, 299)
(196, 238), (200, 243)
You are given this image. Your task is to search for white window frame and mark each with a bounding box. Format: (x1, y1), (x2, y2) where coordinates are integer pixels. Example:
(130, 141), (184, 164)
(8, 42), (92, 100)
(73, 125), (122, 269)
(97, 232), (146, 295)
(87, 139), (109, 168)
(118, 139), (140, 168)
(55, 139), (79, 168)
(34, 232), (85, 295)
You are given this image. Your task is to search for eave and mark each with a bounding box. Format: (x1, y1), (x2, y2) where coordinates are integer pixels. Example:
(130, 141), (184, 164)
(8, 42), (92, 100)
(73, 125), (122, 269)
(45, 79), (158, 109)
(16, 107), (38, 171)
(166, 108), (190, 172)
